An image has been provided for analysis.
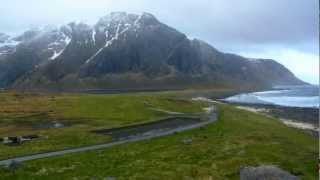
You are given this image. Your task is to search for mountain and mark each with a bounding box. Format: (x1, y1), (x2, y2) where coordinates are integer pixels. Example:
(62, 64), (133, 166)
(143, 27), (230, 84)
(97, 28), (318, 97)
(0, 12), (306, 91)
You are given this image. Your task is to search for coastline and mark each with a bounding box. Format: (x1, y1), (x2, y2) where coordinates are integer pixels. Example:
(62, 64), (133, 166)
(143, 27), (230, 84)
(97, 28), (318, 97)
(223, 102), (319, 137)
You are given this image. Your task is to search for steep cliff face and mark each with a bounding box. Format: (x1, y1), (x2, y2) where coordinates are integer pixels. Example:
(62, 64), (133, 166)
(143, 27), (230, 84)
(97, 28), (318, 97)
(0, 12), (305, 91)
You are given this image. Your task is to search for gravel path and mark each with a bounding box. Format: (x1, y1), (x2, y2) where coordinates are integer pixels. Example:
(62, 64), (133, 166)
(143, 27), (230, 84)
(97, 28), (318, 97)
(0, 106), (217, 166)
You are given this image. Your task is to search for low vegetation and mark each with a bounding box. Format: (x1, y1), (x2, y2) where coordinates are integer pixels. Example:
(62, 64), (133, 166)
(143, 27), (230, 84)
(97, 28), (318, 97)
(0, 101), (317, 179)
(0, 91), (207, 159)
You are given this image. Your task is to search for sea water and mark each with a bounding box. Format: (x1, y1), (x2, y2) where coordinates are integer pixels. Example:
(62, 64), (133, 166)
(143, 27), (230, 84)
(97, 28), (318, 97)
(225, 85), (319, 108)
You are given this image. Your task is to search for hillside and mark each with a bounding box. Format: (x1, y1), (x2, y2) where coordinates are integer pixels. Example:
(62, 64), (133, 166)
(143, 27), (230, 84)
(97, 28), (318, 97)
(0, 12), (305, 91)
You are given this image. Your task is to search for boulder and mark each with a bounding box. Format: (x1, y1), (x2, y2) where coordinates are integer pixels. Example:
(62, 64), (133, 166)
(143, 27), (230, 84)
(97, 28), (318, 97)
(240, 165), (299, 180)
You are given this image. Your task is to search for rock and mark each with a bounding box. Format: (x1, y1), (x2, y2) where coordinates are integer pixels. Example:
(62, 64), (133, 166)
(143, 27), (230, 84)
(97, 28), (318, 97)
(182, 138), (193, 145)
(53, 122), (64, 128)
(237, 150), (246, 155)
(240, 165), (299, 180)
(4, 137), (22, 145)
(104, 177), (116, 180)
(7, 160), (22, 171)
(1, 135), (40, 145)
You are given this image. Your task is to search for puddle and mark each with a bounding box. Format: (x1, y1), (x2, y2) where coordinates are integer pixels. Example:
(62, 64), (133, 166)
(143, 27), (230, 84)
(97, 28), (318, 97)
(93, 117), (201, 141)
(33, 121), (67, 129)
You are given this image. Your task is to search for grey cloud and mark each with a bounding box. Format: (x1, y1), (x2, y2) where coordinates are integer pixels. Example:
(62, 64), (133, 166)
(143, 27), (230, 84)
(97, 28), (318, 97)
(1, 0), (317, 44)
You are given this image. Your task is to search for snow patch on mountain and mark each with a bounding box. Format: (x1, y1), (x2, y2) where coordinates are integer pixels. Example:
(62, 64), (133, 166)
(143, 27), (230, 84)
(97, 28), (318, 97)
(85, 30), (109, 64)
(85, 13), (145, 64)
(0, 40), (21, 48)
(50, 50), (63, 60)
(49, 34), (71, 60)
(0, 34), (21, 56)
(92, 30), (96, 44)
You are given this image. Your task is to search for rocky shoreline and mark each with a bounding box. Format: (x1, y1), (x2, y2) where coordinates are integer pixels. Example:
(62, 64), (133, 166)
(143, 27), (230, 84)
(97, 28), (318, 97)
(222, 101), (319, 137)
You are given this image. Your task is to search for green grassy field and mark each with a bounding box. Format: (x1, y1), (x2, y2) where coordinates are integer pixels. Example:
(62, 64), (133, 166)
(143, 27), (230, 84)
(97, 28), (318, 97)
(0, 91), (208, 159)
(0, 99), (317, 179)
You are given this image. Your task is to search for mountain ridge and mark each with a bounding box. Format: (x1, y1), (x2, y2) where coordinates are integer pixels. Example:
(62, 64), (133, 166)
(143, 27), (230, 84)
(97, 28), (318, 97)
(0, 12), (306, 91)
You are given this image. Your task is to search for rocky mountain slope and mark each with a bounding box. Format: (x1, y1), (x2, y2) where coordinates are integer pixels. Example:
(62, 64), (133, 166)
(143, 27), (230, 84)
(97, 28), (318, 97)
(0, 12), (305, 91)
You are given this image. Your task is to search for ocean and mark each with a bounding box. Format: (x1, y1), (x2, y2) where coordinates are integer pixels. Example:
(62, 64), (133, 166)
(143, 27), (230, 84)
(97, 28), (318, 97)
(224, 85), (319, 108)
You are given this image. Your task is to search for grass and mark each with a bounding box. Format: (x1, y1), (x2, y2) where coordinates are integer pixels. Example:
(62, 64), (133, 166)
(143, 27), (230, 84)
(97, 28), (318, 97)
(0, 103), (317, 179)
(0, 91), (207, 159)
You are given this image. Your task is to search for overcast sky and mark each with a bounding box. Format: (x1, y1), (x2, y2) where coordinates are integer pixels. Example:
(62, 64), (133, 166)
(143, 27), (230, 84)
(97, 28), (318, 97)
(0, 0), (319, 84)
